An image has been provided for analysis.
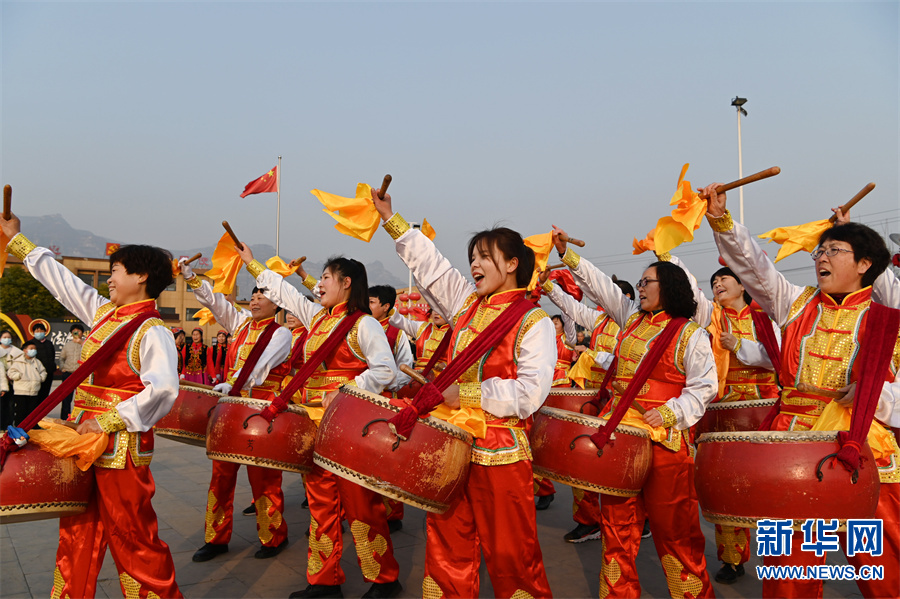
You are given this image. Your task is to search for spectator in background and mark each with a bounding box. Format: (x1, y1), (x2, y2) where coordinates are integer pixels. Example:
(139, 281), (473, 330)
(7, 339), (48, 426)
(0, 330), (23, 428)
(26, 322), (56, 405)
(58, 323), (86, 420)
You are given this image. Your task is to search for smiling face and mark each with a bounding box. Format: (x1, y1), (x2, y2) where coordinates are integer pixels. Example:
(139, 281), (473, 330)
(191, 330), (202, 343)
(368, 297), (390, 320)
(552, 316), (564, 335)
(318, 267), (351, 310)
(711, 274), (746, 309)
(285, 313), (302, 330)
(107, 262), (149, 306)
(637, 266), (662, 312)
(469, 240), (519, 297)
(814, 240), (870, 296)
(217, 332), (227, 345)
(249, 291), (278, 321)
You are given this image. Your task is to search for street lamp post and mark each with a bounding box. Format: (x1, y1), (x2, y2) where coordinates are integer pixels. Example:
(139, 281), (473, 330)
(731, 97), (748, 225)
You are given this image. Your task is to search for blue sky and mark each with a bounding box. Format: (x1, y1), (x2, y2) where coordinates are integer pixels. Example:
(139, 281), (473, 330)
(2, 1), (897, 297)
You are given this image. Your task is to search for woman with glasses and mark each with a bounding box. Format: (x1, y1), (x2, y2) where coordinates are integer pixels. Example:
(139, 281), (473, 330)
(552, 226), (717, 599)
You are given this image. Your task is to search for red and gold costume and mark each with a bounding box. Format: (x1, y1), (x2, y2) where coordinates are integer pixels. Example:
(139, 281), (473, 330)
(389, 311), (451, 375)
(188, 277), (292, 550)
(563, 247), (717, 599)
(281, 324), (309, 404)
(251, 263), (401, 588)
(8, 234), (182, 599)
(181, 339), (211, 385)
(385, 213), (553, 599)
(712, 212), (900, 599)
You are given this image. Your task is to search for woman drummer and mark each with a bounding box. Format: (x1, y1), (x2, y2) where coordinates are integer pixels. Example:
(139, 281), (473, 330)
(238, 246), (402, 599)
(373, 190), (554, 599)
(553, 225), (717, 599)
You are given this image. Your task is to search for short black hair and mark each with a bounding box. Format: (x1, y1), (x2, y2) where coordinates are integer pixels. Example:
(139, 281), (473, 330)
(174, 330), (186, 339)
(22, 340), (37, 351)
(710, 267), (752, 305)
(551, 314), (563, 324)
(467, 227), (535, 289)
(818, 223), (891, 288)
(251, 287), (282, 314)
(649, 261), (697, 319)
(323, 256), (371, 314)
(368, 285), (397, 311)
(32, 322), (47, 332)
(70, 324), (85, 334)
(108, 244), (174, 299)
(614, 279), (635, 300)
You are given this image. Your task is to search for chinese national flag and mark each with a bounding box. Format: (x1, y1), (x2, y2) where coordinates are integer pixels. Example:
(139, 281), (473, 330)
(105, 243), (120, 256)
(240, 166), (278, 198)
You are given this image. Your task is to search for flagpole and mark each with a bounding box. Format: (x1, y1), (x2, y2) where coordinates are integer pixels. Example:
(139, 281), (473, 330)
(276, 155), (282, 257)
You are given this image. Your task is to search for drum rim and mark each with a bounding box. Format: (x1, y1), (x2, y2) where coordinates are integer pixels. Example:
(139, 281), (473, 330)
(696, 430), (840, 444)
(206, 450), (312, 474)
(701, 511), (853, 531)
(538, 406), (651, 438)
(178, 382), (226, 397)
(338, 385), (475, 443)
(216, 396), (309, 416)
(532, 465), (642, 498)
(705, 397), (779, 411)
(547, 388), (601, 397)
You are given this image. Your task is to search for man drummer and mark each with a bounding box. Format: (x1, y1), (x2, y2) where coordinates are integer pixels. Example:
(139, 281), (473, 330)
(703, 183), (899, 599)
(180, 259), (293, 562)
(368, 285), (414, 394)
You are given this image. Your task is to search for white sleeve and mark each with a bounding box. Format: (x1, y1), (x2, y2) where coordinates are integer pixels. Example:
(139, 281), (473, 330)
(393, 228), (475, 323)
(388, 331), (414, 390)
(546, 283), (598, 330)
(18, 241), (108, 324)
(873, 269), (900, 309)
(669, 254), (714, 328)
(735, 340), (774, 369)
(237, 327), (291, 391)
(353, 316), (400, 394)
(880, 374), (900, 428)
(389, 311), (423, 339)
(256, 269), (324, 329)
(712, 220), (805, 328)
(189, 278), (253, 335)
(594, 351), (616, 371)
(480, 316), (555, 420)
(113, 325), (180, 432)
(562, 314), (577, 350)
(568, 252), (641, 328)
(663, 329), (718, 429)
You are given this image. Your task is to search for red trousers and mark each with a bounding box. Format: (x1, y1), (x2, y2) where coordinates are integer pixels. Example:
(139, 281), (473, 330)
(598, 442), (714, 599)
(383, 496), (404, 522)
(52, 455), (181, 599)
(203, 460), (287, 547)
(573, 487), (601, 527)
(534, 475), (556, 496)
(305, 464), (399, 586)
(424, 460), (552, 598)
(763, 483), (899, 599)
(715, 525), (751, 566)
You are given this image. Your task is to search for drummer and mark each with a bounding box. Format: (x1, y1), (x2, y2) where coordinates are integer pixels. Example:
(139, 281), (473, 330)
(239, 247), (403, 599)
(553, 225), (717, 598)
(368, 284), (414, 394)
(703, 184), (899, 599)
(374, 191), (554, 599)
(179, 260), (292, 563)
(1, 215), (182, 598)
(666, 253), (780, 584)
(388, 303), (451, 376)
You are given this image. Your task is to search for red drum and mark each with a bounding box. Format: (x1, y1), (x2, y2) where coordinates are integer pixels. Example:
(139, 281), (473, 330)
(542, 388), (601, 417)
(530, 407), (652, 497)
(693, 398), (777, 438)
(695, 430), (880, 528)
(154, 383), (225, 447)
(206, 397), (316, 474)
(0, 440), (95, 524)
(313, 386), (473, 514)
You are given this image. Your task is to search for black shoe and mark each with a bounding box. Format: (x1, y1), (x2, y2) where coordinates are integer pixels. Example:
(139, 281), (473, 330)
(255, 539), (288, 559)
(388, 519), (403, 533)
(563, 523), (602, 543)
(301, 498), (309, 509)
(242, 503), (256, 516)
(641, 520), (652, 538)
(192, 542), (228, 562)
(289, 584), (344, 599)
(362, 581), (402, 599)
(715, 563), (745, 584)
(535, 494), (555, 511)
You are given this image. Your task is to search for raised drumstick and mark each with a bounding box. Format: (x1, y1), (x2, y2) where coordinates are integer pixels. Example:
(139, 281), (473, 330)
(546, 263), (566, 270)
(558, 234), (586, 247)
(829, 182), (875, 223)
(377, 175), (392, 199)
(222, 221), (241, 248)
(699, 166), (781, 200)
(290, 256), (307, 268)
(3, 185), (11, 220)
(400, 364), (429, 386)
(185, 252), (202, 265)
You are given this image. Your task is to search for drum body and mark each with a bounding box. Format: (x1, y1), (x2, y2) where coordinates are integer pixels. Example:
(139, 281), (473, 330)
(693, 398), (777, 437)
(206, 397), (316, 473)
(694, 430), (880, 528)
(154, 383), (224, 447)
(313, 386), (473, 514)
(542, 388), (601, 417)
(0, 441), (95, 524)
(530, 407), (652, 497)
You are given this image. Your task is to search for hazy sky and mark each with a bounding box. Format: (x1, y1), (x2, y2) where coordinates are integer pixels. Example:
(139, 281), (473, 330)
(2, 1), (898, 299)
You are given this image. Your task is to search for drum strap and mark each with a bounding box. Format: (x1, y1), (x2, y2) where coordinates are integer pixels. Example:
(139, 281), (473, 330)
(0, 310), (158, 467)
(228, 320), (280, 397)
(422, 326), (452, 379)
(589, 313), (688, 452)
(259, 310), (365, 422)
(751, 306), (784, 431)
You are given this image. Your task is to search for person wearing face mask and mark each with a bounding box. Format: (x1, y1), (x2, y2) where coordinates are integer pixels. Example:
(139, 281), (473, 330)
(25, 321), (56, 406)
(58, 324), (86, 421)
(374, 190), (554, 599)
(7, 340), (47, 426)
(0, 330), (23, 429)
(553, 224), (717, 599)
(179, 258), (292, 563)
(703, 183), (899, 599)
(239, 245), (401, 599)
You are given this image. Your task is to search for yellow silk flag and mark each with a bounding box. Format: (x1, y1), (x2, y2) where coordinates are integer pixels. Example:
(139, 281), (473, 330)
(568, 351), (596, 389)
(524, 231), (554, 291)
(632, 164), (706, 255)
(30, 419), (109, 471)
(811, 401), (895, 462)
(632, 229), (656, 255)
(205, 232), (243, 294)
(311, 183), (380, 243)
(192, 307), (217, 326)
(758, 219), (831, 263)
(421, 218), (436, 241)
(265, 256), (300, 278)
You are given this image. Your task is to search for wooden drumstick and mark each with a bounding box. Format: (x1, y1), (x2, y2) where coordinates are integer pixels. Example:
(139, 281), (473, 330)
(610, 381), (647, 415)
(290, 256), (307, 268)
(828, 182), (875, 223)
(185, 252), (202, 265)
(400, 364), (429, 386)
(720, 309), (730, 334)
(3, 185), (10, 220)
(699, 166), (781, 200)
(377, 174), (392, 199)
(222, 221), (241, 247)
(558, 233), (586, 247)
(797, 383), (846, 400)
(546, 263), (566, 270)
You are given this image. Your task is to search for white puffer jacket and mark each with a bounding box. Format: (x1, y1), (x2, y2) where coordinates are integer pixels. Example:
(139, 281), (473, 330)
(7, 354), (47, 396)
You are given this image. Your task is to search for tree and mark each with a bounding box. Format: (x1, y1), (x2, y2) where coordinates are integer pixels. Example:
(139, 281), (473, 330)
(0, 266), (69, 319)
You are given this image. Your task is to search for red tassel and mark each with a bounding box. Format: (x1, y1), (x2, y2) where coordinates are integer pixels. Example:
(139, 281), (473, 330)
(259, 396), (289, 422)
(834, 433), (863, 473)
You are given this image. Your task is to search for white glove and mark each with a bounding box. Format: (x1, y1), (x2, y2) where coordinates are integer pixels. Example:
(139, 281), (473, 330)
(213, 382), (232, 395)
(178, 257), (195, 280)
(313, 281), (323, 300)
